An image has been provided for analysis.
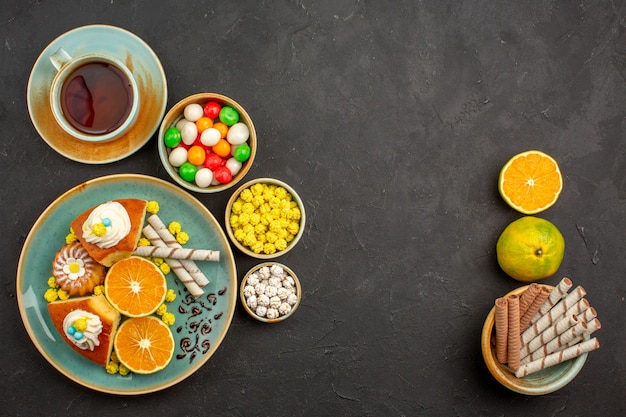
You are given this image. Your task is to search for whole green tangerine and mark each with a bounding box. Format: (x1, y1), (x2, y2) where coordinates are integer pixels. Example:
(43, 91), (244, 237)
(496, 216), (565, 282)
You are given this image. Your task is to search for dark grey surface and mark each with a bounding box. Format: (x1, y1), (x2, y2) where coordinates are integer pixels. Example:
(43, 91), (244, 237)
(1, 1), (625, 416)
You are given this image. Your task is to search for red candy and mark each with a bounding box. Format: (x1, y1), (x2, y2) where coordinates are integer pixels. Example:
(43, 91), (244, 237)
(203, 101), (222, 119)
(214, 166), (232, 183)
(204, 152), (225, 170)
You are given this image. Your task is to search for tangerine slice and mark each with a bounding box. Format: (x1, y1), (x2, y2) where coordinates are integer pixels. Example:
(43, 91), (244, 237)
(498, 150), (563, 214)
(104, 256), (166, 317)
(114, 316), (175, 374)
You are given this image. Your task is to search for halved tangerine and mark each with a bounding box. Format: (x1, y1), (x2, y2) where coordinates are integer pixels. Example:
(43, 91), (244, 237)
(114, 316), (175, 374)
(498, 150), (563, 214)
(104, 256), (167, 317)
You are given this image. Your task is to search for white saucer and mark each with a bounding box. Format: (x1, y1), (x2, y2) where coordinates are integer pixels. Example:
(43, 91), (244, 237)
(27, 25), (168, 164)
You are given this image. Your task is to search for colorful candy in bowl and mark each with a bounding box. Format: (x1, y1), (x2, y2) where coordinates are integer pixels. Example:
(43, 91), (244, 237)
(158, 93), (256, 193)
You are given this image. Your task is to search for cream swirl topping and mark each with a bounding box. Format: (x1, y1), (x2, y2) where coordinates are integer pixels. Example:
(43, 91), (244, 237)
(82, 201), (131, 248)
(62, 309), (102, 351)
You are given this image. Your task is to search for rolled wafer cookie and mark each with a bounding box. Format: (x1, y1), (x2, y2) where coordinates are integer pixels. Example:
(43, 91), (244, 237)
(520, 320), (588, 365)
(576, 307), (597, 324)
(518, 284), (541, 319)
(133, 245), (220, 261)
(531, 277), (573, 324)
(521, 286), (587, 345)
(563, 318), (601, 349)
(519, 287), (550, 333)
(495, 297), (508, 364)
(142, 225), (204, 298)
(147, 214), (210, 287)
(557, 298), (590, 324)
(507, 294), (521, 371)
(176, 259), (210, 289)
(169, 261), (204, 298)
(580, 317), (600, 336)
(520, 314), (579, 358)
(559, 305), (595, 342)
(515, 338), (600, 378)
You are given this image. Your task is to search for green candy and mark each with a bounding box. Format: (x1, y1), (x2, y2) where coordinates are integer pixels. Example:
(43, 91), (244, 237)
(179, 162), (198, 182)
(233, 143), (251, 162)
(164, 127), (182, 148)
(219, 106), (239, 126)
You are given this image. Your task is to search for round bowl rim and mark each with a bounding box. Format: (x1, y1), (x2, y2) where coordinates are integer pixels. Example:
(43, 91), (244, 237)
(239, 262), (301, 323)
(481, 284), (588, 395)
(157, 92), (257, 193)
(225, 177), (306, 259)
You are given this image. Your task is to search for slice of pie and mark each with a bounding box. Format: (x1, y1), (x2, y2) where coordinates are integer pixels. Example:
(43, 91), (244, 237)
(70, 199), (148, 267)
(47, 295), (121, 366)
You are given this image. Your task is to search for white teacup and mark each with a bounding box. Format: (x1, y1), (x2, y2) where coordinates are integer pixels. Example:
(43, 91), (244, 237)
(49, 48), (140, 142)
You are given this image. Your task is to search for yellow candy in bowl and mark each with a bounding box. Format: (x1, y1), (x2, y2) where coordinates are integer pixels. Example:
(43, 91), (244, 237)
(225, 178), (305, 259)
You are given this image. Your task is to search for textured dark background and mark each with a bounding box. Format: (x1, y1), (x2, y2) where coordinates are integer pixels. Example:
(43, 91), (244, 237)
(1, 1), (625, 416)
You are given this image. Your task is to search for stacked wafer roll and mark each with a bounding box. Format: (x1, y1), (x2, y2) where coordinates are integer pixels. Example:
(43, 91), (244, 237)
(493, 278), (601, 377)
(134, 214), (220, 298)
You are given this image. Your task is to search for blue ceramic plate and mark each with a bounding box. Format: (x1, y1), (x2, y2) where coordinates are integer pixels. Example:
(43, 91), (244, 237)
(17, 174), (237, 394)
(27, 25), (167, 164)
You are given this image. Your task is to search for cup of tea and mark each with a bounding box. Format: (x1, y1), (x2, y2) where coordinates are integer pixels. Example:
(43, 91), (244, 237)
(48, 47), (140, 142)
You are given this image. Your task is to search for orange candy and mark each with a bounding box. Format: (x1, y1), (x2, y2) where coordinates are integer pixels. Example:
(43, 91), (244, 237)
(195, 117), (213, 132)
(213, 122), (229, 139)
(212, 139), (231, 158)
(187, 145), (206, 165)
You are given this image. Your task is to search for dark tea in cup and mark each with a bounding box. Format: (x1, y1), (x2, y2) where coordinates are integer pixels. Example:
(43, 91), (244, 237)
(49, 49), (140, 143)
(60, 61), (134, 135)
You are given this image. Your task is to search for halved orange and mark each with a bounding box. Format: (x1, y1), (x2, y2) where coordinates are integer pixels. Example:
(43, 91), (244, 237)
(498, 150), (563, 214)
(114, 316), (175, 374)
(104, 256), (167, 317)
